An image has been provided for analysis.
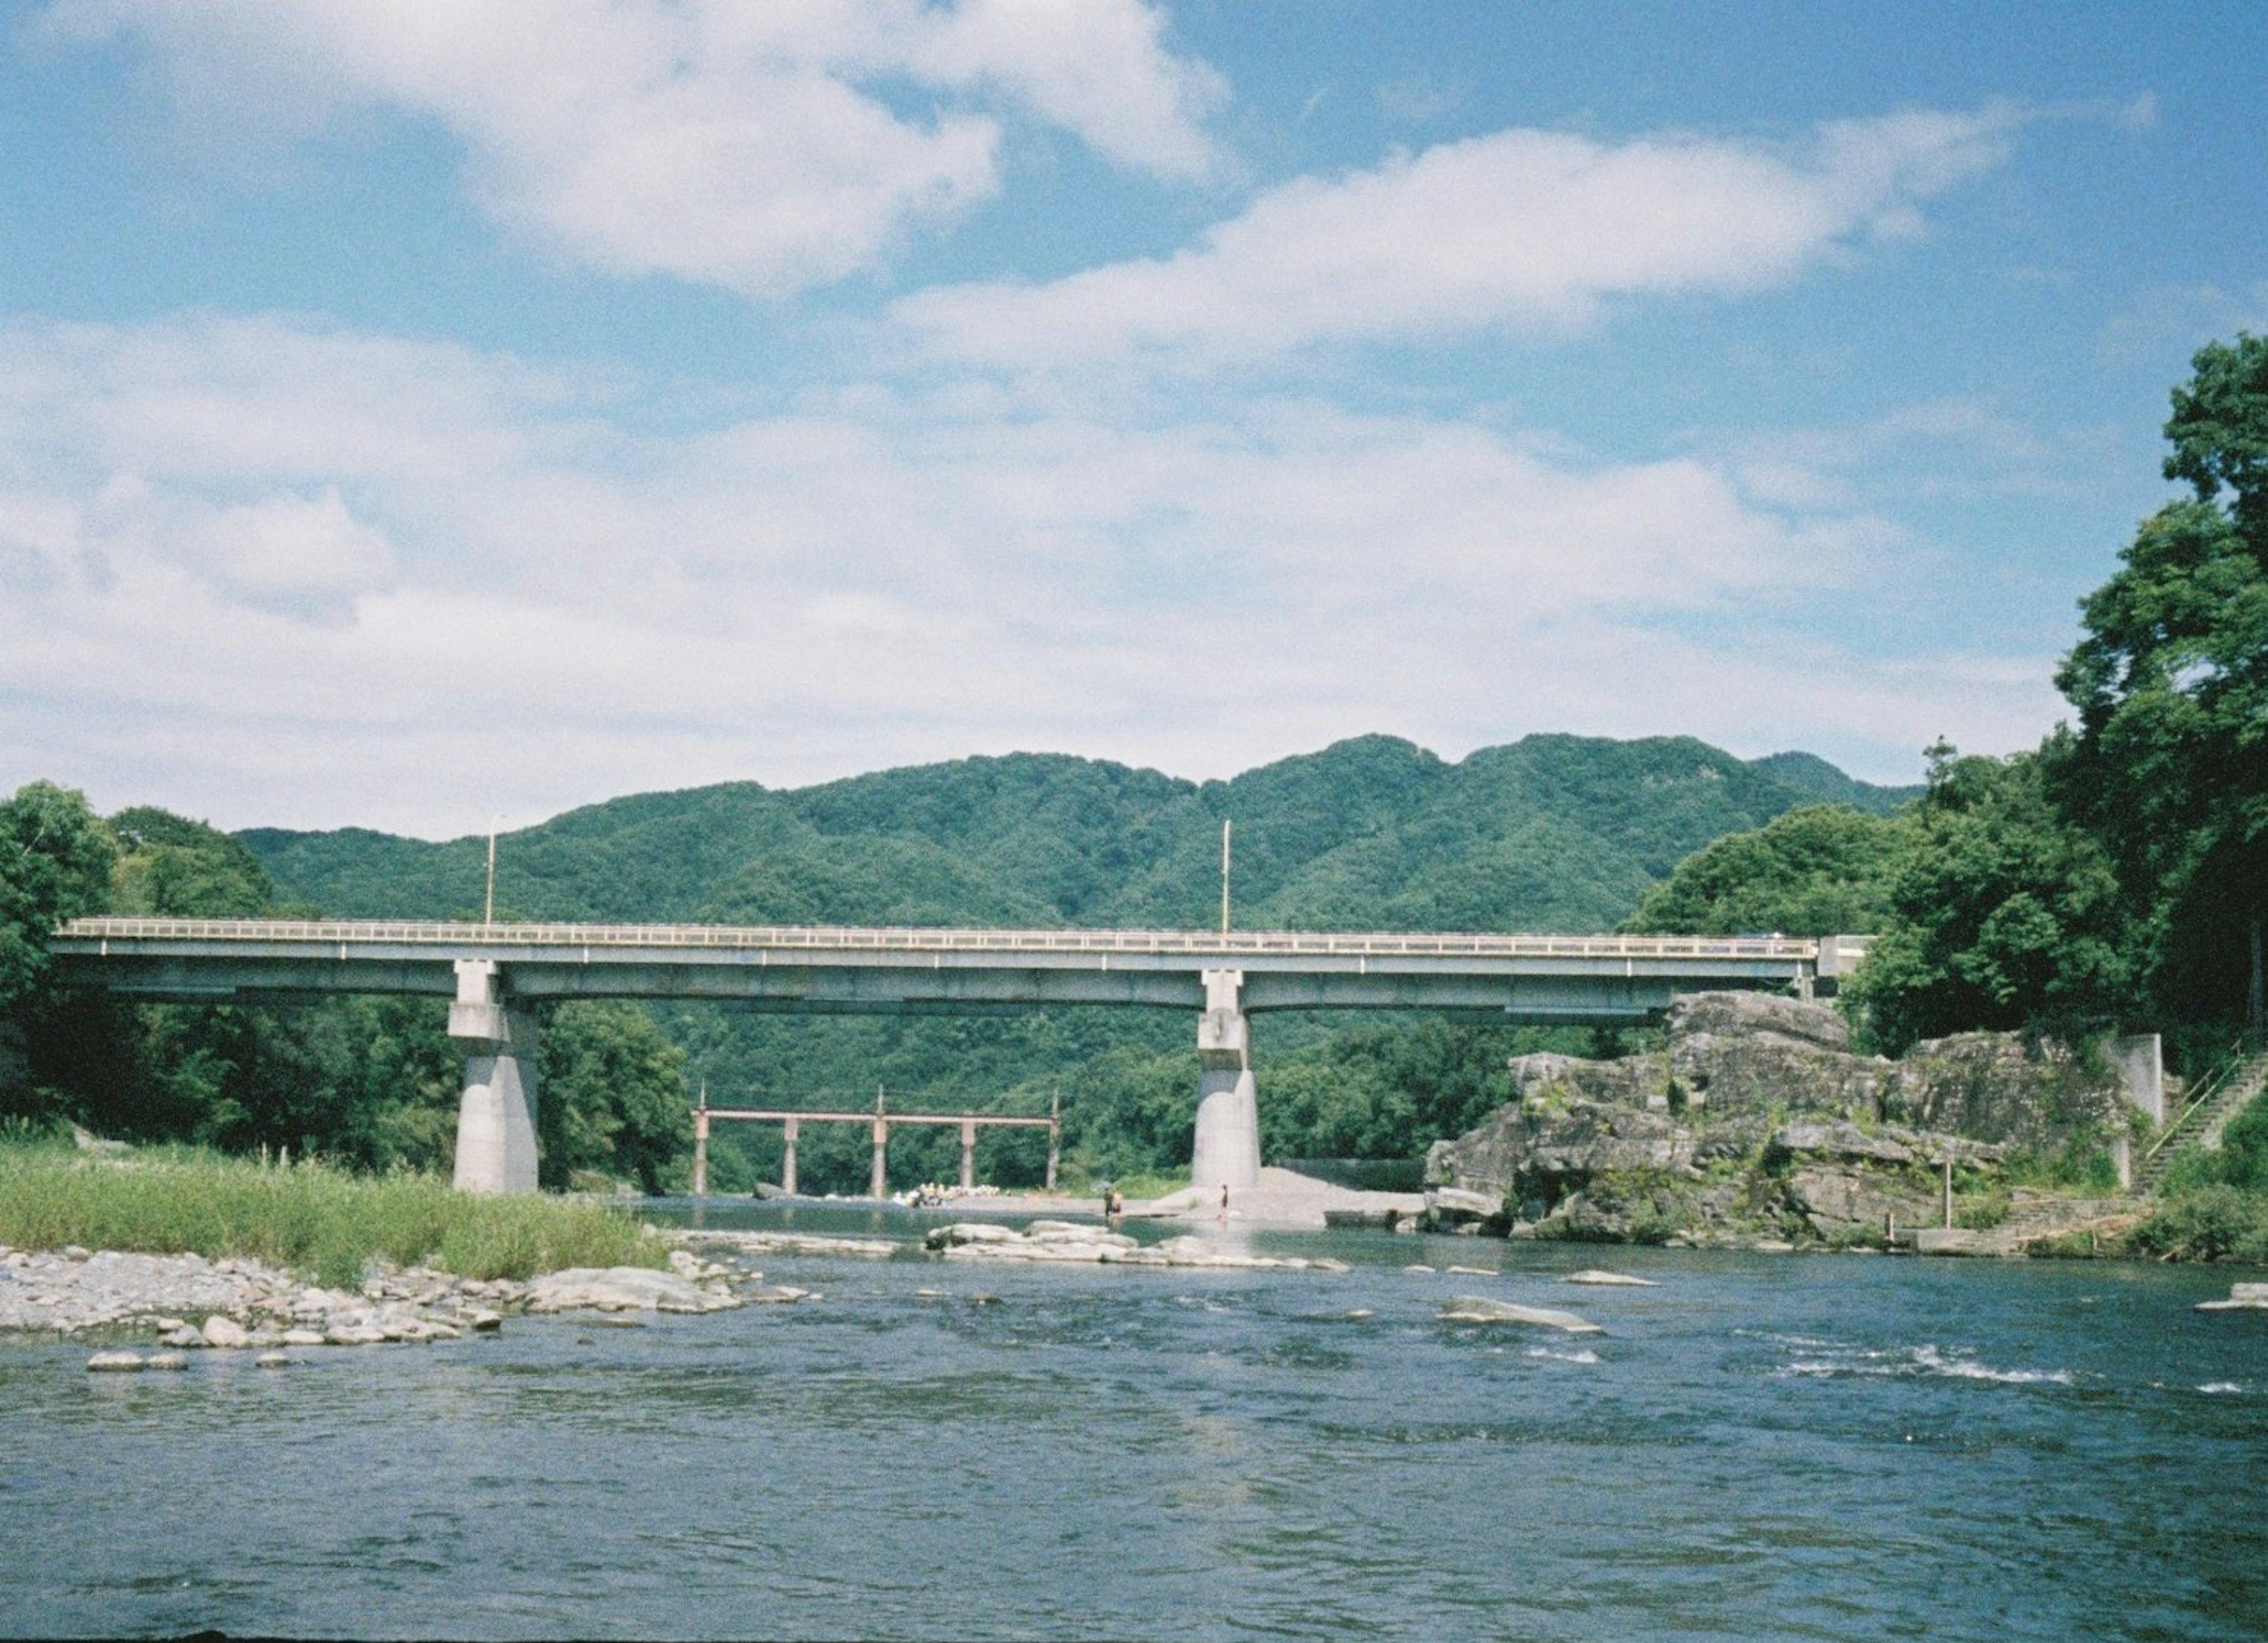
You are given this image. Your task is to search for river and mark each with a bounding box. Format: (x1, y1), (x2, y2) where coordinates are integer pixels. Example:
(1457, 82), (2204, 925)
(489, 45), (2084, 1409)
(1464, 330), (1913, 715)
(4, 1204), (2264, 1640)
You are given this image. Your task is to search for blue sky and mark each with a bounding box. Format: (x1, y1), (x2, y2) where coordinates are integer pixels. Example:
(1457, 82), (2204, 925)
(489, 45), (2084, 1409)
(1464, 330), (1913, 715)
(1, 1), (2262, 836)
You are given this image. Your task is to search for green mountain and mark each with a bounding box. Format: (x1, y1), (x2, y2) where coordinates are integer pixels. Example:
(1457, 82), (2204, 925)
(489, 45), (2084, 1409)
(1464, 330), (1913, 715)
(1745, 751), (1918, 815)
(242, 734), (1914, 934)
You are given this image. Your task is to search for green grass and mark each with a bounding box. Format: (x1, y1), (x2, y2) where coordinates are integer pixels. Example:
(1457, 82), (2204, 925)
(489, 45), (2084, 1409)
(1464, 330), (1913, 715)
(0, 1142), (668, 1287)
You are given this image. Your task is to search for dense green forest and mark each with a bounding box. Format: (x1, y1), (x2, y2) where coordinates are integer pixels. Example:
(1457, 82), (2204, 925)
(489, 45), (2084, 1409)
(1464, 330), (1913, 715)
(2, 735), (1906, 1193)
(8, 334), (2266, 1205)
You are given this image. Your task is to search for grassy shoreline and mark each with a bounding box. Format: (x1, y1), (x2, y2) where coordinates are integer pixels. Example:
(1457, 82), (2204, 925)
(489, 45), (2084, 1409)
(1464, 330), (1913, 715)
(0, 1140), (667, 1287)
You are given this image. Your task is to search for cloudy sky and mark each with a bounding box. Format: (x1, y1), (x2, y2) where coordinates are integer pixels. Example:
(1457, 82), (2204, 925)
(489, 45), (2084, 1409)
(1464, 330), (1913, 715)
(2, 1), (2262, 837)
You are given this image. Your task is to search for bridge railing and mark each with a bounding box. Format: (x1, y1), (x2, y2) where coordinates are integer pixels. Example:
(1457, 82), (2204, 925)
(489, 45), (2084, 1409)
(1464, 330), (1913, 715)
(54, 916), (1819, 963)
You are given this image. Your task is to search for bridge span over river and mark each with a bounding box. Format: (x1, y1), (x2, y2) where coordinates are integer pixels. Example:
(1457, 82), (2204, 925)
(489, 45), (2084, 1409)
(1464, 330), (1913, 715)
(49, 918), (1868, 1197)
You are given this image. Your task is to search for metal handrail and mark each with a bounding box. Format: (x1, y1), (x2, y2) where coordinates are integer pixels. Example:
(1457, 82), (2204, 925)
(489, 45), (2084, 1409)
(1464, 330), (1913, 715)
(2143, 1043), (2260, 1163)
(53, 915), (1820, 963)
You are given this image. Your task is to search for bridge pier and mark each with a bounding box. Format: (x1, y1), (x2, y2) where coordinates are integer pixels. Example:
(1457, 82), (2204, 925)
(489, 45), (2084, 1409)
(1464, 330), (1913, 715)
(782, 1116), (799, 1195)
(448, 959), (540, 1195)
(871, 1094), (889, 1199)
(960, 1119), (977, 1191)
(1192, 969), (1260, 1197)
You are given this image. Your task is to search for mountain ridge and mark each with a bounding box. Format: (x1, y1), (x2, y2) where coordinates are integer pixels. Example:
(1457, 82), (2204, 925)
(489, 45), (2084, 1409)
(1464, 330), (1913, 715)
(240, 734), (1918, 934)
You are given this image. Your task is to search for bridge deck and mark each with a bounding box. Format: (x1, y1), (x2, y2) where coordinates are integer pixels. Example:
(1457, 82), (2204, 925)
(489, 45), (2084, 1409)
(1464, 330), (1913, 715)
(50, 918), (1846, 1022)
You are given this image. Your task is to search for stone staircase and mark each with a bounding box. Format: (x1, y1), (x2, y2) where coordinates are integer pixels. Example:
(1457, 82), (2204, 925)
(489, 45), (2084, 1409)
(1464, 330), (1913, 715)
(2137, 1047), (2268, 1194)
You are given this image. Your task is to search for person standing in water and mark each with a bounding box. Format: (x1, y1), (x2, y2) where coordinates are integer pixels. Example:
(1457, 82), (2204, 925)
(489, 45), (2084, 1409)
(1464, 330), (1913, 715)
(1218, 1181), (1230, 1222)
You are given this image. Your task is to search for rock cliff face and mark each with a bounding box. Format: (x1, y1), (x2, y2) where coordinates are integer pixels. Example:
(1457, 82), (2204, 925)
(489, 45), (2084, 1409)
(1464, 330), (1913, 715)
(1885, 1032), (2125, 1146)
(1424, 993), (2124, 1247)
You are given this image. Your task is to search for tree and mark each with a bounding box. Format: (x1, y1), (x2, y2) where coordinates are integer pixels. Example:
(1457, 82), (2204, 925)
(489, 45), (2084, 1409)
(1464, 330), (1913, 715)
(0, 781), (116, 1019)
(537, 1002), (691, 1193)
(1621, 804), (1911, 937)
(1846, 746), (2131, 1053)
(2054, 333), (2268, 1037)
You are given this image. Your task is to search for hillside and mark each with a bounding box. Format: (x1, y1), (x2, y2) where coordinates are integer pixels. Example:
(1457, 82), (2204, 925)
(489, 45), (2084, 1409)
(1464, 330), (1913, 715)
(242, 734), (1917, 933)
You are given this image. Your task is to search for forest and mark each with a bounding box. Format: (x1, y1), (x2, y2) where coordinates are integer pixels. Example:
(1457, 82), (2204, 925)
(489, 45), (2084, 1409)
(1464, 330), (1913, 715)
(5, 334), (2266, 1199)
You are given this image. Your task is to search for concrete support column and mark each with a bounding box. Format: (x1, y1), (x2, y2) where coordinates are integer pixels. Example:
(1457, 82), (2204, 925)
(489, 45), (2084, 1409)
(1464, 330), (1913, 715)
(960, 1119), (977, 1191)
(448, 959), (540, 1195)
(871, 1093), (889, 1199)
(692, 1108), (709, 1197)
(782, 1117), (799, 1197)
(1192, 968), (1260, 1197)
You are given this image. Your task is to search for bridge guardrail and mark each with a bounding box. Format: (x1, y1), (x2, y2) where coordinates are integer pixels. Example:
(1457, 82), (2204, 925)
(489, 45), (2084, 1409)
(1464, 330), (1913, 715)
(54, 917), (1819, 963)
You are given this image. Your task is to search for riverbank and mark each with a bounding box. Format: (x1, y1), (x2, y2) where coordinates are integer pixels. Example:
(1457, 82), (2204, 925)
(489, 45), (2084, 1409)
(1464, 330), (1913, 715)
(0, 1140), (664, 1286)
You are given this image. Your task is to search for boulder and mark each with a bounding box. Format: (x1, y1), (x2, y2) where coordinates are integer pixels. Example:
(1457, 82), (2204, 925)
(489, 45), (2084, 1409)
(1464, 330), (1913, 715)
(1503, 1051), (1666, 1107)
(523, 1267), (741, 1315)
(146, 1351), (187, 1370)
(86, 1351), (145, 1372)
(1436, 1296), (1602, 1332)
(1562, 1270), (1657, 1286)
(1666, 993), (1888, 1116)
(1777, 1165), (1934, 1241)
(200, 1315), (250, 1348)
(1428, 1099), (1692, 1209)
(924, 1224), (1018, 1250)
(2197, 1282), (2268, 1312)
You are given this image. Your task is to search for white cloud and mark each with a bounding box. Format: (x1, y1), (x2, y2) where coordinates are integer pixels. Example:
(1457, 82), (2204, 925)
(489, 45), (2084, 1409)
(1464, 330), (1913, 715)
(41, 0), (1225, 298)
(0, 312), (2047, 834)
(897, 105), (2021, 366)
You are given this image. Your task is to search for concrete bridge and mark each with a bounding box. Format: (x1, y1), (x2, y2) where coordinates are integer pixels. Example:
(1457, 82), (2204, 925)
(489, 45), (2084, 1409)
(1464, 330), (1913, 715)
(48, 918), (1866, 1196)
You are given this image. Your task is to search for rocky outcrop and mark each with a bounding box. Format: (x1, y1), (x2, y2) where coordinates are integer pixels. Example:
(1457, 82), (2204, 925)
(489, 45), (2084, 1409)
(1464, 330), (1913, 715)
(1427, 1101), (1693, 1213)
(1423, 990), (2128, 1248)
(1885, 1033), (2125, 1148)
(1664, 992), (1889, 1117)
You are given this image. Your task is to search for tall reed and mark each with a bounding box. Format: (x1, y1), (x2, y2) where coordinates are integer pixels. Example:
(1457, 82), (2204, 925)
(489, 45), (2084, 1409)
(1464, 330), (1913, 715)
(0, 1143), (666, 1287)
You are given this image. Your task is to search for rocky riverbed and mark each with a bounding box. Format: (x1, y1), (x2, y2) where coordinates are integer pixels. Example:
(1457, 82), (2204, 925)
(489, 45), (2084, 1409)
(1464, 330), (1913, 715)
(0, 1237), (816, 1368)
(5, 1214), (1394, 1370)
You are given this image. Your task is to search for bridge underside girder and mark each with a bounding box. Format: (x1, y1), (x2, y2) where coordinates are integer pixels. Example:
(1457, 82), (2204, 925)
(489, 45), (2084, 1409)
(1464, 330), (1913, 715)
(51, 956), (1795, 1023)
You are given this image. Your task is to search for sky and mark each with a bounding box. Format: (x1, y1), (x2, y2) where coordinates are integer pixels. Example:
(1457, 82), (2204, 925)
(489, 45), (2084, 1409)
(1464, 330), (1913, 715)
(1, 1), (2262, 839)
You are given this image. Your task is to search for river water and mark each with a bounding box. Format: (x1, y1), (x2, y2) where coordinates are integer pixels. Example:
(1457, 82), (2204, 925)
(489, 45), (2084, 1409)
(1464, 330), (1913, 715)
(4, 1204), (2264, 1641)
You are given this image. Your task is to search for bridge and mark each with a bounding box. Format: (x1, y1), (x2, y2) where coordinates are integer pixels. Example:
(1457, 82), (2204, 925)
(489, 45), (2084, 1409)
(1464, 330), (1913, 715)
(48, 918), (1867, 1196)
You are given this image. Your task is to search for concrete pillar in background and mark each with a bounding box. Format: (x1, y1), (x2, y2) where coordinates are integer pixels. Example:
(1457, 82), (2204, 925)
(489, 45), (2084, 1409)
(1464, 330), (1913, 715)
(692, 1107), (709, 1197)
(782, 1116), (799, 1197)
(1192, 968), (1260, 1197)
(960, 1119), (977, 1191)
(2114, 1034), (2165, 1124)
(871, 1092), (889, 1199)
(1046, 1094), (1060, 1193)
(448, 958), (540, 1195)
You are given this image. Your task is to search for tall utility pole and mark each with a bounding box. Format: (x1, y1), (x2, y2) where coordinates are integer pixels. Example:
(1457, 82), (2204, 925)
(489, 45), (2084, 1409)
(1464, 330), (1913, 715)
(1220, 819), (1232, 935)
(484, 816), (502, 927)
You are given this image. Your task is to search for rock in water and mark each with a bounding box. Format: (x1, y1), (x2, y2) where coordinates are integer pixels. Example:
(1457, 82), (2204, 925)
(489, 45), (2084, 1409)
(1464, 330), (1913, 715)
(924, 1224), (1018, 1250)
(200, 1315), (250, 1348)
(146, 1351), (188, 1371)
(1436, 1296), (1604, 1333)
(86, 1351), (145, 1373)
(1563, 1270), (1658, 1287)
(255, 1351), (289, 1368)
(523, 1267), (742, 1315)
(2197, 1282), (2268, 1312)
